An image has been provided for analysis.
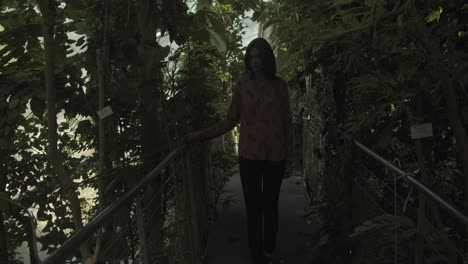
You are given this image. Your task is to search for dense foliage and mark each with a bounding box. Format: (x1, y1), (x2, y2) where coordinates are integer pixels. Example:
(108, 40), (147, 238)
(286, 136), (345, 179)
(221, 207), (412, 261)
(3, 0), (468, 263)
(259, 0), (468, 263)
(0, 0), (259, 262)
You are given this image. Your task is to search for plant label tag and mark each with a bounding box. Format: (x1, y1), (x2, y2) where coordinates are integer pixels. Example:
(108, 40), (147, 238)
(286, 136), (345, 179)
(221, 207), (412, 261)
(97, 106), (113, 119)
(410, 123), (433, 139)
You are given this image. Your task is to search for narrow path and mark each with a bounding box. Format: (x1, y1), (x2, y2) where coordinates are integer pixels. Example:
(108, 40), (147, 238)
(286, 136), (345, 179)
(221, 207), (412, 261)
(204, 169), (321, 264)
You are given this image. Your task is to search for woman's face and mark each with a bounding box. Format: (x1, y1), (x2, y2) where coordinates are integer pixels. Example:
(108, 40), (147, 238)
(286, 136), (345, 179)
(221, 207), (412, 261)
(249, 47), (264, 75)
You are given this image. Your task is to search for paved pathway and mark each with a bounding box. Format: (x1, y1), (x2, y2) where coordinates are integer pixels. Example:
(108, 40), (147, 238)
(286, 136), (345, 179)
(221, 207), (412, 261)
(204, 170), (321, 264)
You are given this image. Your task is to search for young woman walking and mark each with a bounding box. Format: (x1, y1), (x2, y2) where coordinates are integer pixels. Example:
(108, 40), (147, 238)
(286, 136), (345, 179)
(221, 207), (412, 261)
(184, 37), (293, 264)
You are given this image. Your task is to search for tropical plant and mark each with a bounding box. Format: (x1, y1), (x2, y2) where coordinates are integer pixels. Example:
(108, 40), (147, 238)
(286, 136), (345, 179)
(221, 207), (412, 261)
(1, 0), (254, 262)
(258, 0), (468, 262)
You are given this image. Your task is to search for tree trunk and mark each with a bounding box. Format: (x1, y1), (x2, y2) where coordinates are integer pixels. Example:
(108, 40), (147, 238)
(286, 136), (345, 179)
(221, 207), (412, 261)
(37, 0), (91, 261)
(135, 0), (163, 261)
(0, 107), (8, 264)
(408, 95), (458, 264)
(0, 195), (8, 264)
(93, 0), (113, 259)
(406, 98), (429, 264)
(19, 213), (40, 264)
(428, 202), (458, 262)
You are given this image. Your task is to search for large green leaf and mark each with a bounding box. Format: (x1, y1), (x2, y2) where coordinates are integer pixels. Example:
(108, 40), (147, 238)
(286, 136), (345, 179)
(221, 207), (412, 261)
(0, 192), (17, 217)
(30, 97), (46, 118)
(8, 98), (19, 109)
(191, 28), (211, 42)
(331, 0), (355, 7)
(0, 138), (7, 150)
(208, 28), (227, 53)
(198, 0), (213, 10)
(350, 214), (415, 238)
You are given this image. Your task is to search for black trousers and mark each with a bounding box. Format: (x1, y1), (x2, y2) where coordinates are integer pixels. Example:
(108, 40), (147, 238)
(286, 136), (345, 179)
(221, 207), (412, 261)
(239, 156), (284, 264)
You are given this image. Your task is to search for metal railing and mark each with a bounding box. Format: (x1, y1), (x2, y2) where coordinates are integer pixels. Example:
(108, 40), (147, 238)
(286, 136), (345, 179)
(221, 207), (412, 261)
(302, 110), (468, 263)
(352, 139), (468, 223)
(43, 143), (186, 263)
(36, 140), (220, 264)
(349, 136), (466, 263)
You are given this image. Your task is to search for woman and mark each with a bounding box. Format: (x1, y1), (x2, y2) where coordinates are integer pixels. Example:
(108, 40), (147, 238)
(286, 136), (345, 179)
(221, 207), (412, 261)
(184, 37), (293, 264)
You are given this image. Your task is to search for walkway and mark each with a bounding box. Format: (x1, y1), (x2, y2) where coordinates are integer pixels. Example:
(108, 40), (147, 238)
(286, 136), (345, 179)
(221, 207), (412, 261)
(204, 168), (321, 264)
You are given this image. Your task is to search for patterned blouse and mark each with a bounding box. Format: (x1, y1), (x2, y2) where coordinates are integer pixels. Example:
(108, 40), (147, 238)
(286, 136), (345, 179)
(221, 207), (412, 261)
(197, 76), (293, 162)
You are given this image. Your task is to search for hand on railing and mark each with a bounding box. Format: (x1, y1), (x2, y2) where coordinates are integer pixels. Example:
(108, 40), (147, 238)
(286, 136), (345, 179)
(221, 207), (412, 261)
(183, 131), (203, 144)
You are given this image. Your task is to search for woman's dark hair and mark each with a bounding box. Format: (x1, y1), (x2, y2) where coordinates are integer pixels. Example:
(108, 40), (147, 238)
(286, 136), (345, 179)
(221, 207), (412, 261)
(244, 38), (277, 79)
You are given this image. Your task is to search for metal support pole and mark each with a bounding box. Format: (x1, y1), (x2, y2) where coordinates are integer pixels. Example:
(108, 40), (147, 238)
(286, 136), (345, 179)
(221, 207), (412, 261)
(136, 197), (150, 264)
(394, 173), (397, 264)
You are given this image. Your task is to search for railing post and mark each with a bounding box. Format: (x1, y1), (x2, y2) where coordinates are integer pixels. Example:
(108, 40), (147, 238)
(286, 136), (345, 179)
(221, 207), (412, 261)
(201, 141), (211, 237)
(393, 171), (398, 264)
(136, 197), (150, 264)
(183, 149), (200, 264)
(205, 141), (216, 223)
(175, 154), (188, 264)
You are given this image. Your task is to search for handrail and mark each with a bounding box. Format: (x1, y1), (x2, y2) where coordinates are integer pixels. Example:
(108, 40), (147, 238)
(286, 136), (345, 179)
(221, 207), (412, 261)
(42, 142), (187, 264)
(347, 136), (468, 227)
(302, 111), (468, 227)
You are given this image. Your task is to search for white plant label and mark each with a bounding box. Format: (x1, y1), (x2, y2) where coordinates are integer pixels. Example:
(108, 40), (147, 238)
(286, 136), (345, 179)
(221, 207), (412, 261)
(97, 106), (113, 119)
(410, 123), (433, 139)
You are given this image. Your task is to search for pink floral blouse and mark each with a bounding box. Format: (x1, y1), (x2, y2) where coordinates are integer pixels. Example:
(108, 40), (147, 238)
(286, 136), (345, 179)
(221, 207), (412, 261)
(197, 77), (293, 162)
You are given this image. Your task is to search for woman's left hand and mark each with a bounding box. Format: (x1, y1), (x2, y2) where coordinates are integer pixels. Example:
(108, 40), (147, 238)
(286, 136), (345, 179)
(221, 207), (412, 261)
(284, 160), (293, 179)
